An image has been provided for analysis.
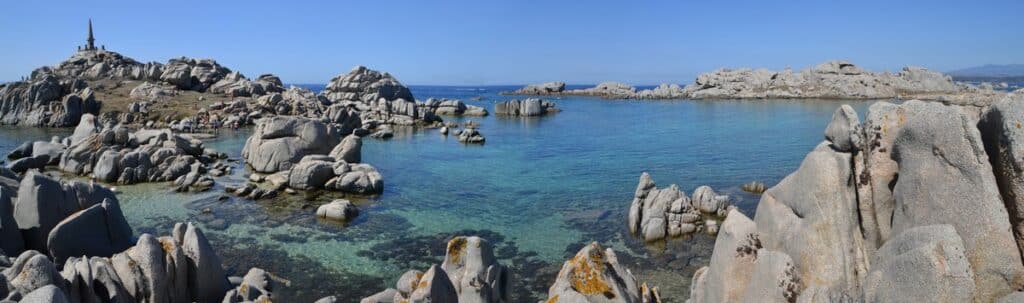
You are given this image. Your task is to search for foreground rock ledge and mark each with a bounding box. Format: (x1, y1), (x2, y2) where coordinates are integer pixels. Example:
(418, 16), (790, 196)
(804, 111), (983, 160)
(686, 94), (1024, 303)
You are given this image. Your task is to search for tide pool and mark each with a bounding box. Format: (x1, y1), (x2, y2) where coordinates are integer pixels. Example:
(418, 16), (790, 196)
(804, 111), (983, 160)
(0, 86), (873, 302)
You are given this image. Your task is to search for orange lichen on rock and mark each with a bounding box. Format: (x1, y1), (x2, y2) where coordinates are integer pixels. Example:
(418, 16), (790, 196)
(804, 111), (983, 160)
(569, 244), (614, 297)
(447, 237), (468, 264)
(546, 294), (560, 303)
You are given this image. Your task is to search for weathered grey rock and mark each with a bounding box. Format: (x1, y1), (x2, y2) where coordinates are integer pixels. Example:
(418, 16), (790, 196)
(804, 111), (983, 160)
(46, 198), (132, 265)
(14, 171), (117, 251)
(738, 249), (800, 303)
(396, 270), (424, 297)
(457, 128), (485, 144)
(7, 142), (33, 160)
(688, 209), (758, 303)
(979, 93), (1024, 260)
(181, 222), (230, 303)
(824, 104), (862, 151)
(754, 142), (867, 297)
(889, 100), (1024, 301)
(441, 236), (509, 303)
(7, 154), (49, 173)
(316, 199), (359, 221)
(242, 116), (341, 173)
(130, 82), (177, 100)
(325, 163), (384, 194)
(0, 188), (22, 256)
(321, 65), (415, 104)
(504, 81), (565, 95)
(330, 134), (362, 163)
(287, 158), (335, 190)
(405, 265), (457, 303)
(863, 225), (974, 303)
(361, 289), (396, 303)
(494, 99), (559, 116)
(92, 150), (121, 182)
(5, 252), (63, 296)
(544, 242), (660, 303)
(19, 284), (68, 303)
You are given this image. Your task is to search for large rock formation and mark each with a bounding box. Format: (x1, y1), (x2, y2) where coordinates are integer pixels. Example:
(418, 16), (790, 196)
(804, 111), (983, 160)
(242, 116), (342, 173)
(682, 60), (1004, 104)
(318, 66), (442, 126)
(504, 81), (565, 95)
(504, 81), (686, 100)
(979, 92), (1024, 260)
(686, 99), (1024, 302)
(0, 222), (245, 303)
(364, 236), (509, 303)
(13, 171), (119, 253)
(628, 173), (730, 242)
(543, 242), (662, 303)
(494, 99), (560, 116)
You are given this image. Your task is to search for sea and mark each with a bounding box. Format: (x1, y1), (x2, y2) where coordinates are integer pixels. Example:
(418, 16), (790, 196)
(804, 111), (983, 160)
(0, 85), (878, 302)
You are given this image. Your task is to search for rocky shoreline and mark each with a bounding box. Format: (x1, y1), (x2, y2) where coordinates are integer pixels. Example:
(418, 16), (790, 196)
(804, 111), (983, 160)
(680, 91), (1024, 302)
(504, 60), (1008, 105)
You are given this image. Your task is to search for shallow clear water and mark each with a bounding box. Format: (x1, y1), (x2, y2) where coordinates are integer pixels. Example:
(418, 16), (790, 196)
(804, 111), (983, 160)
(0, 88), (873, 302)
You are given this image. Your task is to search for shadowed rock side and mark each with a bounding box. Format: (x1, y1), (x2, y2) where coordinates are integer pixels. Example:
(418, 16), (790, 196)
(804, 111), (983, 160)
(505, 61), (1006, 103)
(686, 97), (1024, 302)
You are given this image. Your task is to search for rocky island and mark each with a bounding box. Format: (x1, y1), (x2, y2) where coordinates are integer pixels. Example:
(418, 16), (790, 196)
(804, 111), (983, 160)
(505, 61), (1007, 104)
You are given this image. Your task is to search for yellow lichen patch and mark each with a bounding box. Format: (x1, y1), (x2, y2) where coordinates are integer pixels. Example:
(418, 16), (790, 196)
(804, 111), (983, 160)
(546, 294), (560, 303)
(568, 246), (613, 297)
(447, 237), (468, 264)
(255, 296), (273, 303)
(1016, 121), (1021, 129)
(410, 272), (424, 290)
(239, 283), (250, 297)
(158, 238), (176, 252)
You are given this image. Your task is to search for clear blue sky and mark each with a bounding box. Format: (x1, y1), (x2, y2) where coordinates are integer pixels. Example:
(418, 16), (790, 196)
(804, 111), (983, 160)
(2, 0), (1021, 85)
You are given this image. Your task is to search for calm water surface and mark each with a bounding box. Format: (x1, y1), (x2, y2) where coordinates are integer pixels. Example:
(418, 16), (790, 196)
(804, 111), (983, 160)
(0, 86), (873, 302)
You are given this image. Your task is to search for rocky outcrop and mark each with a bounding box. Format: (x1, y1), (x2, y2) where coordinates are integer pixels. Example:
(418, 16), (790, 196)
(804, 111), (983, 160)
(0, 76), (100, 127)
(503, 81), (565, 95)
(423, 98), (489, 116)
(319, 66), (441, 127)
(13, 171), (119, 254)
(543, 242), (662, 303)
(687, 100), (1024, 302)
(2, 114), (230, 190)
(494, 98), (559, 116)
(682, 60), (1005, 104)
(363, 236), (510, 303)
(456, 128), (486, 144)
(0, 221), (247, 303)
(316, 199), (359, 221)
(46, 198), (133, 265)
(242, 116), (342, 173)
(627, 173), (731, 241)
(504, 82), (686, 100)
(979, 92), (1024, 260)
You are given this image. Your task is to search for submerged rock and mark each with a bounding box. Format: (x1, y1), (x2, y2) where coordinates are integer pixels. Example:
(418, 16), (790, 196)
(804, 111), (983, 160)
(316, 199), (359, 221)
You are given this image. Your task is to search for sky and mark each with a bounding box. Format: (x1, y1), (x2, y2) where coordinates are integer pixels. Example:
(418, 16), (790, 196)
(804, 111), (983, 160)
(1, 0), (1022, 85)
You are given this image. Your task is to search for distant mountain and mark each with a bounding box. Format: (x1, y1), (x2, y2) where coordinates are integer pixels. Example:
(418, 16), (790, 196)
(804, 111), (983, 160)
(948, 64), (1024, 79)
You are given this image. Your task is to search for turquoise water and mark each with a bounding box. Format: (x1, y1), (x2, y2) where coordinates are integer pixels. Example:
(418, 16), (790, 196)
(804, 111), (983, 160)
(0, 87), (873, 302)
